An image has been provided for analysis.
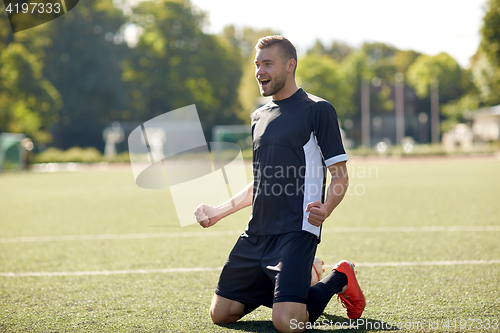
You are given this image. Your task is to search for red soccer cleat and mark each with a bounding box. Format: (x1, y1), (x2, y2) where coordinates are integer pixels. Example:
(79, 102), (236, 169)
(333, 260), (365, 319)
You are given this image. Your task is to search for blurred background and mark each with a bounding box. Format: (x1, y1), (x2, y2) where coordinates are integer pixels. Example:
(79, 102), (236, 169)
(1, 0), (499, 170)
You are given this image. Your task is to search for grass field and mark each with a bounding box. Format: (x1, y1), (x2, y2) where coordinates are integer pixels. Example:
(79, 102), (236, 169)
(1, 157), (499, 332)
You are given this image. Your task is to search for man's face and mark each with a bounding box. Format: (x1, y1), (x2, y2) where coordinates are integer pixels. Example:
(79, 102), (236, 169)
(254, 45), (288, 97)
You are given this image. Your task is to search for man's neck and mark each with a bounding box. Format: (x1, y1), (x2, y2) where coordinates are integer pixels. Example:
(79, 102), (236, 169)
(272, 81), (299, 101)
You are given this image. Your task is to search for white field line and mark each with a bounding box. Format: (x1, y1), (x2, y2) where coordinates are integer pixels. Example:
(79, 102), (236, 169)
(0, 267), (224, 277)
(0, 230), (241, 243)
(1, 226), (499, 243)
(322, 226), (500, 233)
(2, 260), (500, 277)
(324, 260), (500, 268)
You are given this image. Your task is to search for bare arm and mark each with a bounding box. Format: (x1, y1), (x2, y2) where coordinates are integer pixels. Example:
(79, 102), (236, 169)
(194, 181), (253, 228)
(305, 161), (349, 226)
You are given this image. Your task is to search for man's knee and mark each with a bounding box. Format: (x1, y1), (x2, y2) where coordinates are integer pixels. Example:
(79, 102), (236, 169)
(209, 294), (244, 324)
(272, 302), (308, 333)
(210, 306), (236, 325)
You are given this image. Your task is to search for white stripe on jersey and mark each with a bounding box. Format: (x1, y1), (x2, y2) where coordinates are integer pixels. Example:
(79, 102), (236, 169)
(301, 132), (324, 237)
(302, 132), (348, 237)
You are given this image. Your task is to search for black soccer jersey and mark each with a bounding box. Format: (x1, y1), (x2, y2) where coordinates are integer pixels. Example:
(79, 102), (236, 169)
(247, 88), (347, 238)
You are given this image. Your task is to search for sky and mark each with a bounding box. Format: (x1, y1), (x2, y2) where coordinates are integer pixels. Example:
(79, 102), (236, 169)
(190, 0), (489, 68)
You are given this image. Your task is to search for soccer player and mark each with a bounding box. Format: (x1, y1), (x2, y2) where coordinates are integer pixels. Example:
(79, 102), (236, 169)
(194, 36), (365, 333)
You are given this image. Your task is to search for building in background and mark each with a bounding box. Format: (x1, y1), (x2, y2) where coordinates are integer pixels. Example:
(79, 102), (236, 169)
(468, 105), (500, 142)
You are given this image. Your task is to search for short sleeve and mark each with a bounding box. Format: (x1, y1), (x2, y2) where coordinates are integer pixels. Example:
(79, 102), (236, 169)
(312, 102), (348, 167)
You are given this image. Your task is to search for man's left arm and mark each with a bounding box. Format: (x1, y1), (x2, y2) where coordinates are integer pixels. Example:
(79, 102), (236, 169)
(305, 161), (349, 227)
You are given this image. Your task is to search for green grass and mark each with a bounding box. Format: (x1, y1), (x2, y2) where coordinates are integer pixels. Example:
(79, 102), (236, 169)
(1, 158), (499, 332)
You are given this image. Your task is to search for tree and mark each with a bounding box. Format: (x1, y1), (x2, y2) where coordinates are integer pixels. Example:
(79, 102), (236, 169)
(441, 94), (480, 132)
(0, 7), (62, 144)
(407, 53), (469, 104)
(470, 50), (500, 105)
(394, 50), (421, 75)
(359, 43), (405, 114)
(306, 40), (326, 56)
(296, 54), (354, 119)
(328, 41), (354, 63)
(39, 0), (130, 149)
(220, 25), (276, 60)
(408, 53), (477, 135)
(0, 7), (12, 51)
(123, 0), (243, 137)
(480, 0), (500, 66)
(335, 51), (370, 144)
(334, 44), (424, 145)
(362, 42), (397, 63)
(344, 47), (398, 114)
(0, 44), (63, 143)
(306, 39), (353, 63)
(436, 0), (500, 132)
(470, 0), (500, 106)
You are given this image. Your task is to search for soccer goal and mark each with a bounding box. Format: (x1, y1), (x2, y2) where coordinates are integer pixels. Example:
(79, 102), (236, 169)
(212, 125), (252, 150)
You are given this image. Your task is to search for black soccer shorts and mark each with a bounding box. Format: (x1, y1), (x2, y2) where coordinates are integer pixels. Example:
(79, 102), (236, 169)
(215, 230), (318, 308)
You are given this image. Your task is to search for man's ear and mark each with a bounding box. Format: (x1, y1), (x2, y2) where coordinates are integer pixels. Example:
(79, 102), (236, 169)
(287, 59), (297, 74)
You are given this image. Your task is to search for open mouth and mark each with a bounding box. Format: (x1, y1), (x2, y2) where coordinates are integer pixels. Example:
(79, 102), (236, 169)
(259, 78), (270, 87)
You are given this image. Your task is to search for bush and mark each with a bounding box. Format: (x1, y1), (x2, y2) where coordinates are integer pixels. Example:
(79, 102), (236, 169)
(347, 143), (498, 157)
(104, 151), (130, 163)
(34, 147), (103, 163)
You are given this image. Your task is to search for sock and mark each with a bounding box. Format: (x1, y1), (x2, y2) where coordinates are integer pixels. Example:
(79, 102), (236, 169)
(307, 270), (348, 322)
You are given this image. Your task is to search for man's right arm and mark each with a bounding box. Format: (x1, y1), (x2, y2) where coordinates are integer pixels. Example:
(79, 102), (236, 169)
(194, 181), (253, 228)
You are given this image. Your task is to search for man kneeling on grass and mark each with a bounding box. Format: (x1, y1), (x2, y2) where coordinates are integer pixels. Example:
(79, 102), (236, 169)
(195, 36), (365, 333)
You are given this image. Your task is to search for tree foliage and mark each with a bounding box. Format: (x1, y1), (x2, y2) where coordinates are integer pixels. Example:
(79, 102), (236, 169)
(296, 54), (354, 119)
(41, 0), (130, 148)
(341, 46), (398, 117)
(0, 9), (62, 143)
(471, 0), (500, 106)
(1, 0), (496, 150)
(307, 40), (353, 63)
(394, 50), (422, 75)
(407, 53), (468, 103)
(480, 0), (500, 66)
(471, 50), (500, 105)
(441, 93), (480, 132)
(362, 42), (397, 63)
(123, 0), (243, 137)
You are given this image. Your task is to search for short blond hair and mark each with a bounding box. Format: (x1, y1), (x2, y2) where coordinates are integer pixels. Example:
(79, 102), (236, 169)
(256, 36), (297, 72)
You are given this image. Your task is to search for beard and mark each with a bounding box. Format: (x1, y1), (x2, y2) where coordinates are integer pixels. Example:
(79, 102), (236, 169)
(261, 67), (287, 97)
